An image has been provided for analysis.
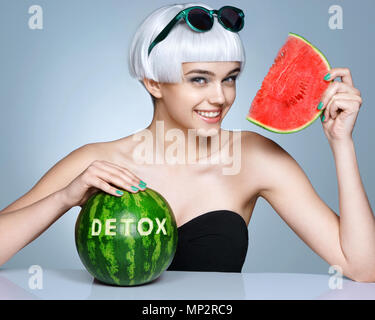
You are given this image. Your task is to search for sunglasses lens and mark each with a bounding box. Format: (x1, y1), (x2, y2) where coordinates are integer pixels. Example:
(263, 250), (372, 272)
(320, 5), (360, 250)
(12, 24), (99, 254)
(187, 8), (213, 30)
(220, 7), (243, 31)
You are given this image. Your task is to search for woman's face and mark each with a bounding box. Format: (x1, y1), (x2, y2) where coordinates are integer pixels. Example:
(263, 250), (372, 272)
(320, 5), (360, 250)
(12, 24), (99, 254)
(158, 61), (241, 134)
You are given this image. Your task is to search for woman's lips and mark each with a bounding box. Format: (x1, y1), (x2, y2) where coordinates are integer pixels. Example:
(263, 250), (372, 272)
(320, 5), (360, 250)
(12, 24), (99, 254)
(194, 110), (222, 124)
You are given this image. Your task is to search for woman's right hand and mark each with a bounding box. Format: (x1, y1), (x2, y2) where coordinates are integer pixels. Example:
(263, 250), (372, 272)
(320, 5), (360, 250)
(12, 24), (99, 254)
(61, 160), (147, 208)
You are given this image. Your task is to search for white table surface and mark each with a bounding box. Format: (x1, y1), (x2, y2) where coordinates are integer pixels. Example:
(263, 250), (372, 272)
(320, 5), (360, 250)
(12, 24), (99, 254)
(1, 268), (374, 300)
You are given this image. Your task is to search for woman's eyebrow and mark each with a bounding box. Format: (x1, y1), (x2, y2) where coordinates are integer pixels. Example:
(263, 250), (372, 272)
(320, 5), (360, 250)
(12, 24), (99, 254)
(184, 67), (241, 76)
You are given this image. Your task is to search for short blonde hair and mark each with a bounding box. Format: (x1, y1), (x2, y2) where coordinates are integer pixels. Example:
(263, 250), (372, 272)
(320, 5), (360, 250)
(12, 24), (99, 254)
(128, 2), (246, 89)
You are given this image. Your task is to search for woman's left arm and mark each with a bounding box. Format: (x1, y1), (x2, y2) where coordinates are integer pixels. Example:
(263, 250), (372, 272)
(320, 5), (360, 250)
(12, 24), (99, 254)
(255, 67), (375, 282)
(319, 67), (375, 280)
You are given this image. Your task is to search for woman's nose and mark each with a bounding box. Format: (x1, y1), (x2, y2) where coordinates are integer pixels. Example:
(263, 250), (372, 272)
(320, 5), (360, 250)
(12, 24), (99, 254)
(208, 83), (226, 105)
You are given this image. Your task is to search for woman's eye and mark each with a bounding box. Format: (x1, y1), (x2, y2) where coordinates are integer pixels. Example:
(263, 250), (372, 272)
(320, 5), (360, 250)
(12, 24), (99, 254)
(225, 76), (237, 83)
(190, 76), (237, 85)
(191, 77), (207, 84)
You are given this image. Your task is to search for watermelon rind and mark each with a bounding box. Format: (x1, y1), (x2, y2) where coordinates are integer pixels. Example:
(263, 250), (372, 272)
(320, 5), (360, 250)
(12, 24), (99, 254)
(288, 32), (331, 70)
(247, 111), (323, 134)
(246, 32), (332, 134)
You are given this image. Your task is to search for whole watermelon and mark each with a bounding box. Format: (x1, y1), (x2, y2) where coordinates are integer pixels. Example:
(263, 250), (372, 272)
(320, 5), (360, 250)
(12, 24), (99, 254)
(75, 188), (178, 286)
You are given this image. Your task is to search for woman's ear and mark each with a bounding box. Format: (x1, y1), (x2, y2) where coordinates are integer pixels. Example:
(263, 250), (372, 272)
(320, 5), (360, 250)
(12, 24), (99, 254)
(142, 78), (162, 99)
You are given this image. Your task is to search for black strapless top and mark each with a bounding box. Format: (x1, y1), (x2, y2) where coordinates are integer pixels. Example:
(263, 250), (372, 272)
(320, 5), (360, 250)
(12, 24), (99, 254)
(167, 210), (248, 273)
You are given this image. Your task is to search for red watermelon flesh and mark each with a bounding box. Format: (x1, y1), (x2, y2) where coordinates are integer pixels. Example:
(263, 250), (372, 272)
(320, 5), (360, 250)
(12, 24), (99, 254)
(247, 33), (331, 133)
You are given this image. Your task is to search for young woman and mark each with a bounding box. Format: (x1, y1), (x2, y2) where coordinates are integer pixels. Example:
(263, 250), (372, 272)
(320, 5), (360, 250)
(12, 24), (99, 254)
(0, 3), (374, 282)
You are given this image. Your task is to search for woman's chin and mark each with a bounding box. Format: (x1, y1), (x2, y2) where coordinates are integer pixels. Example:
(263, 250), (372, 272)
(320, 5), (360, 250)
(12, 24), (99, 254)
(194, 126), (221, 138)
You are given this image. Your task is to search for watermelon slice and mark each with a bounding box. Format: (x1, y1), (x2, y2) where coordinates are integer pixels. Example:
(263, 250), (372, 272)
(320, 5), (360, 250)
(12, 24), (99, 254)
(247, 32), (331, 133)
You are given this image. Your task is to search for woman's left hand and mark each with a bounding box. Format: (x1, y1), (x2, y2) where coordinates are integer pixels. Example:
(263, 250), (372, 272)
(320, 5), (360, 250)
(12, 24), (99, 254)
(319, 67), (362, 144)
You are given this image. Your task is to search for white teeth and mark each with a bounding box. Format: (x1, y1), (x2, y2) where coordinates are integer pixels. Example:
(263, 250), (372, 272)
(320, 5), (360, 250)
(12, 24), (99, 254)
(196, 111), (221, 118)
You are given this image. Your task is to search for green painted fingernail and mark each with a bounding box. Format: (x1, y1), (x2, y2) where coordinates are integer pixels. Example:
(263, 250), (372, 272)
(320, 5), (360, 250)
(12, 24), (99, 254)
(317, 101), (323, 110)
(131, 186), (139, 191)
(324, 73), (331, 81)
(321, 115), (325, 122)
(139, 180), (147, 185)
(116, 190), (124, 195)
(138, 182), (147, 189)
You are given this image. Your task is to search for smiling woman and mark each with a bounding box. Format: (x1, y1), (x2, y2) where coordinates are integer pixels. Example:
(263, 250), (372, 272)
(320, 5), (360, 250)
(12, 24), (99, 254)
(124, 2), (375, 280)
(118, 2), (252, 273)
(1, 2), (374, 283)
(141, 61), (242, 139)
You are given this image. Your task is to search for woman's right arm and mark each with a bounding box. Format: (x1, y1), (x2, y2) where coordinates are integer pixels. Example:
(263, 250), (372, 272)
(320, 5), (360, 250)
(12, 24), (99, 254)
(0, 143), (146, 267)
(0, 189), (72, 266)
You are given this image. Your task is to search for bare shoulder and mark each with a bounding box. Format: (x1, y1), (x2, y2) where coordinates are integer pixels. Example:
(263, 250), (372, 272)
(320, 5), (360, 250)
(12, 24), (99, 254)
(241, 130), (293, 159)
(94, 134), (139, 164)
(239, 130), (278, 161)
(252, 133), (307, 201)
(240, 130), (298, 196)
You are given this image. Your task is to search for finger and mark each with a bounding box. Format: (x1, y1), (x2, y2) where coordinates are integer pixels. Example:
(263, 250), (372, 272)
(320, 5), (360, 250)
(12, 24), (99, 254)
(323, 99), (360, 122)
(325, 67), (354, 87)
(320, 82), (360, 109)
(94, 164), (141, 193)
(325, 93), (362, 103)
(100, 161), (142, 182)
(324, 94), (362, 121)
(84, 173), (126, 197)
(327, 99), (342, 120)
(94, 176), (128, 197)
(95, 160), (144, 187)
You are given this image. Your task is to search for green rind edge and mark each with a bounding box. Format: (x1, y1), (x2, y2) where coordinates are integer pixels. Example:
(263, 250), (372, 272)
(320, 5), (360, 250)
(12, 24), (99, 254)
(246, 110), (323, 134)
(288, 32), (331, 70)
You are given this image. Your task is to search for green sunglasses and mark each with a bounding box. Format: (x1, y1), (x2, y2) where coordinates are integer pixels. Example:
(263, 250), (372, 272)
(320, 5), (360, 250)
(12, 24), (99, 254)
(148, 5), (245, 56)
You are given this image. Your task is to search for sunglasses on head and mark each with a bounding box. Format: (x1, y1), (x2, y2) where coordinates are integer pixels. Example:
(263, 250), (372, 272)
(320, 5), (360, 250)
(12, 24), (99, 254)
(148, 5), (245, 56)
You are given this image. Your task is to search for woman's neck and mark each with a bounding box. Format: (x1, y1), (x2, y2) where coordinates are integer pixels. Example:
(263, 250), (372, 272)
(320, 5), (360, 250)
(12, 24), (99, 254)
(145, 104), (223, 165)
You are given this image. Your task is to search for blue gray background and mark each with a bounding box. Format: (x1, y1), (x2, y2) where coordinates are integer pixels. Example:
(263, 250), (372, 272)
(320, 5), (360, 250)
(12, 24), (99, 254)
(1, 0), (374, 276)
